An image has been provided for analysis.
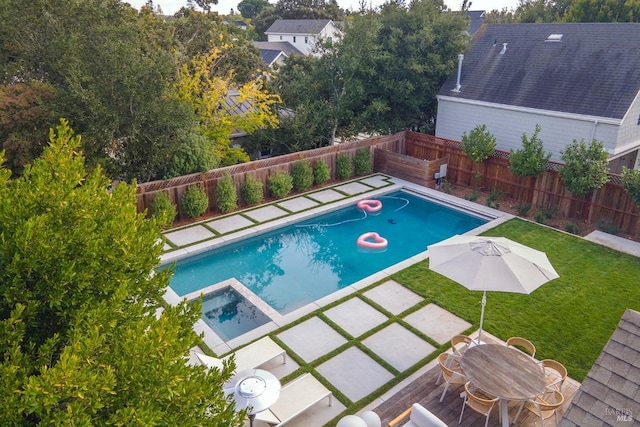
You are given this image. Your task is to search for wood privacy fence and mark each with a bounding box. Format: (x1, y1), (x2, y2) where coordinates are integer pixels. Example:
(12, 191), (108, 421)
(404, 131), (640, 238)
(136, 134), (404, 221)
(136, 130), (640, 238)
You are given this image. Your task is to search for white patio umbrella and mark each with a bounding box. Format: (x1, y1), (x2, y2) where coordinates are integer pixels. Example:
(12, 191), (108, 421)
(427, 235), (559, 343)
(224, 368), (281, 427)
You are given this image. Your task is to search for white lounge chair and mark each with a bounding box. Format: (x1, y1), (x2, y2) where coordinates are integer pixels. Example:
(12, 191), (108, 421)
(254, 373), (332, 426)
(194, 336), (286, 372)
(388, 403), (447, 427)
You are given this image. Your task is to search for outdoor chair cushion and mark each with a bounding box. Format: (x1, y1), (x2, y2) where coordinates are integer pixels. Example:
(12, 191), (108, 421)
(408, 403), (447, 427)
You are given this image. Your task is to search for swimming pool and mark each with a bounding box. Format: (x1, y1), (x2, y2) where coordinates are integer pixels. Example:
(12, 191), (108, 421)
(169, 190), (488, 321)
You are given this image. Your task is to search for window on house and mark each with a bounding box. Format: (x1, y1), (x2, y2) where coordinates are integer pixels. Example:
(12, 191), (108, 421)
(293, 36), (296, 42)
(279, 35), (283, 40)
(638, 115), (640, 125)
(305, 37), (309, 43)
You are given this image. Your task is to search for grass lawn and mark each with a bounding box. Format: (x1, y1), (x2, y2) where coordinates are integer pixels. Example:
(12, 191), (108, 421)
(391, 217), (640, 382)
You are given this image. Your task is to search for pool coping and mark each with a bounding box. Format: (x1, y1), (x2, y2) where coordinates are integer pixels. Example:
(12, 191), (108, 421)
(160, 175), (514, 355)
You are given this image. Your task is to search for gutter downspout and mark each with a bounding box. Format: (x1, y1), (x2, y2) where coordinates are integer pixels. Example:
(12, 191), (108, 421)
(453, 54), (464, 93)
(590, 119), (599, 142)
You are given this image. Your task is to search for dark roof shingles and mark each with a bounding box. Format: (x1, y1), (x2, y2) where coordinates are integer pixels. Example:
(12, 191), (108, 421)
(560, 309), (640, 426)
(265, 19), (332, 35)
(440, 23), (640, 119)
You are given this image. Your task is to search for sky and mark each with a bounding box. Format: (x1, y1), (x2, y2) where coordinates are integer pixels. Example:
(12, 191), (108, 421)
(126, 0), (520, 17)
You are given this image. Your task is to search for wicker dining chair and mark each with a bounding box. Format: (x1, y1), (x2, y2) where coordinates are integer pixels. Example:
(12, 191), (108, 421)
(513, 389), (565, 427)
(450, 334), (473, 359)
(506, 336), (536, 358)
(458, 381), (498, 427)
(542, 359), (568, 392)
(436, 352), (467, 402)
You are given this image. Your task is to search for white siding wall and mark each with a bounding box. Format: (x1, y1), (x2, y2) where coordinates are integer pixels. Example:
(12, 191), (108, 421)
(436, 97), (620, 162)
(267, 34), (313, 55)
(617, 91), (640, 162)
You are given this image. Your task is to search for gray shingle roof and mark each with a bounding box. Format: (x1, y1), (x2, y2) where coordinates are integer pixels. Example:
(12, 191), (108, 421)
(253, 41), (303, 56)
(466, 10), (485, 35)
(265, 19), (332, 35)
(439, 23), (640, 119)
(560, 309), (640, 426)
(259, 49), (286, 66)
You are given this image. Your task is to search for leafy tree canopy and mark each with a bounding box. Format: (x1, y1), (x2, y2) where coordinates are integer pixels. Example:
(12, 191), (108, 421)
(621, 166), (640, 206)
(175, 47), (281, 166)
(238, 0), (271, 18)
(564, 0), (640, 22)
(461, 124), (496, 163)
(0, 1), (267, 182)
(510, 124), (552, 177)
(559, 138), (610, 196)
(0, 119), (242, 425)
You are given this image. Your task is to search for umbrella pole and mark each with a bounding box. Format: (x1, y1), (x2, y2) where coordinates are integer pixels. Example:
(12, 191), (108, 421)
(478, 291), (487, 343)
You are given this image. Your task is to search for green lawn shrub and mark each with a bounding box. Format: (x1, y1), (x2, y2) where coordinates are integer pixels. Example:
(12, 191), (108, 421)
(181, 185), (208, 219)
(149, 191), (176, 230)
(335, 153), (352, 180)
(241, 175), (264, 205)
(291, 160), (313, 192)
(354, 147), (372, 175)
(313, 158), (331, 185)
(216, 173), (237, 214)
(268, 172), (293, 198)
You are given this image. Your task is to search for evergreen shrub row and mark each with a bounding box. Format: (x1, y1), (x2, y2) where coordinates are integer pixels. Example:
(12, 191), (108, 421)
(165, 148), (373, 225)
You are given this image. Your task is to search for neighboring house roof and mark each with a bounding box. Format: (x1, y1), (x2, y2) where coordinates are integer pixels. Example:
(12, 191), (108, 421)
(466, 10), (485, 35)
(254, 41), (303, 56)
(560, 308), (640, 426)
(265, 19), (333, 35)
(223, 19), (247, 29)
(439, 23), (640, 119)
(259, 49), (288, 67)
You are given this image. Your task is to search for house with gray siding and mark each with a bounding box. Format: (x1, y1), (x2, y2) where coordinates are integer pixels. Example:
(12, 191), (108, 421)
(435, 23), (640, 173)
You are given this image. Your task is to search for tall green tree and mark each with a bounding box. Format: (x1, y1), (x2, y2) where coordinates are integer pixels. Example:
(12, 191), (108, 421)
(0, 120), (242, 425)
(238, 0), (271, 18)
(510, 124), (552, 201)
(0, 1), (221, 182)
(621, 166), (640, 206)
(564, 0), (640, 22)
(0, 81), (56, 176)
(337, 0), (469, 134)
(559, 138), (610, 219)
(461, 124), (496, 187)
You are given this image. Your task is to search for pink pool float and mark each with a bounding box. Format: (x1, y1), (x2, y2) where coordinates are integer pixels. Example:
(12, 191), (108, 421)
(357, 232), (388, 250)
(356, 199), (382, 213)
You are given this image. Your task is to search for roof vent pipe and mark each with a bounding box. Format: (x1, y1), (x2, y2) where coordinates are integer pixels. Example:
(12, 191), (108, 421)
(500, 43), (507, 54)
(453, 53), (464, 92)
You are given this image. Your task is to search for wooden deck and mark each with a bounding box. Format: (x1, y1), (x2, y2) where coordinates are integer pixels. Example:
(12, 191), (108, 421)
(372, 341), (580, 426)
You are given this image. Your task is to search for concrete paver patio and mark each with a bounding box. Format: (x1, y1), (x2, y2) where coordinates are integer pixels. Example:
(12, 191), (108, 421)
(405, 303), (472, 345)
(277, 317), (348, 363)
(324, 297), (388, 338)
(362, 323), (436, 372)
(206, 214), (255, 234)
(363, 279), (424, 315)
(316, 346), (395, 402)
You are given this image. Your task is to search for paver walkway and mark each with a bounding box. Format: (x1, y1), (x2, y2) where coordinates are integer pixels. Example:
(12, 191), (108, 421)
(252, 279), (472, 426)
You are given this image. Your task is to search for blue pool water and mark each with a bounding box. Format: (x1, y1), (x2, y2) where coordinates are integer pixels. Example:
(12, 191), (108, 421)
(169, 190), (488, 317)
(200, 287), (271, 341)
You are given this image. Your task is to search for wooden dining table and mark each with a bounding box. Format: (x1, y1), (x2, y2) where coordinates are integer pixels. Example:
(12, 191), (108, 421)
(460, 344), (545, 427)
